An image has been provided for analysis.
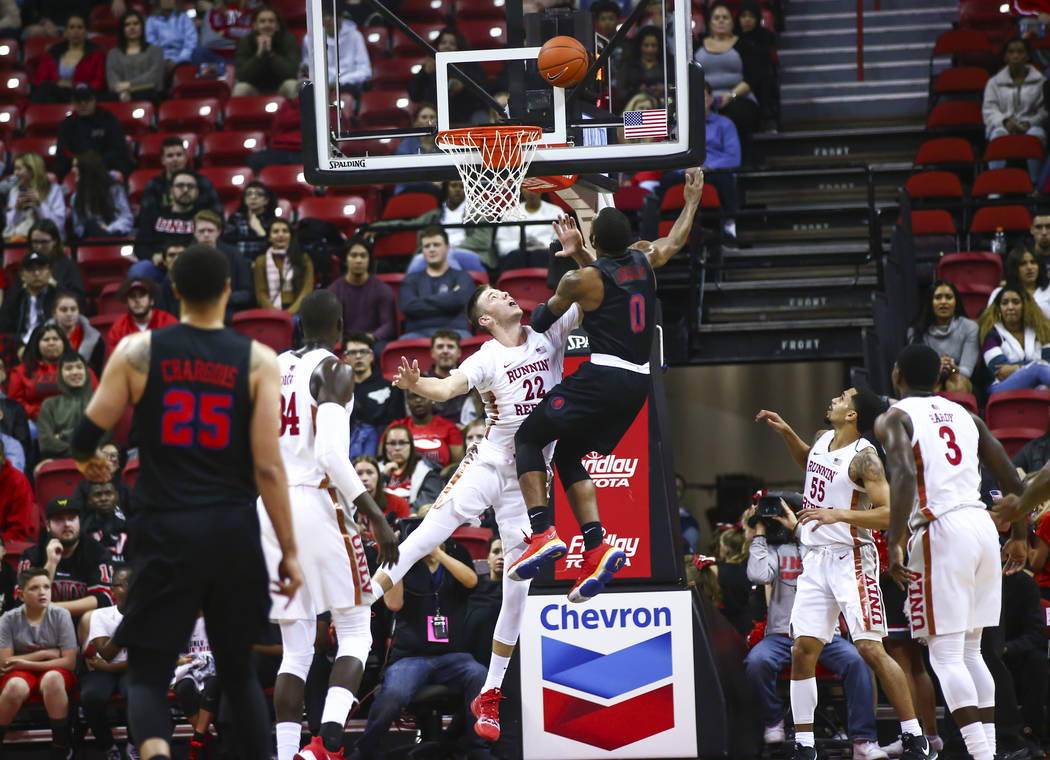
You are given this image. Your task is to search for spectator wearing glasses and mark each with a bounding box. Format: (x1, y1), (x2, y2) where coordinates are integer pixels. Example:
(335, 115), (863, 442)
(378, 424), (443, 510)
(222, 182), (279, 261)
(26, 220), (84, 303)
(133, 170), (202, 272)
(139, 137), (223, 220)
(345, 332), (405, 459)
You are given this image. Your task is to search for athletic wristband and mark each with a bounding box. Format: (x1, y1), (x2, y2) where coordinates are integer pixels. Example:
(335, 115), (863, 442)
(530, 303), (557, 333)
(71, 416), (107, 462)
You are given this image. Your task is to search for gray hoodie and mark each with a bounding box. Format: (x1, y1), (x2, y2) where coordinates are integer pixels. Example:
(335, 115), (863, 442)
(746, 536), (804, 637)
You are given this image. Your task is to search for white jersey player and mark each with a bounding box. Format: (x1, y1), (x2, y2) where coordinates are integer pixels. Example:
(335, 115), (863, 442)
(370, 284), (582, 745)
(877, 344), (1024, 760)
(257, 292), (398, 760)
(758, 389), (932, 760)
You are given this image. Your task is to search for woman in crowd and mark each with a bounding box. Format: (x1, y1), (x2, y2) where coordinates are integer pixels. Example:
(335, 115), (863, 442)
(31, 14), (106, 103)
(7, 324), (75, 426)
(69, 151), (134, 241)
(907, 280), (980, 393)
(47, 291), (104, 375)
(145, 0), (197, 72)
(694, 0), (762, 161)
(5, 153), (65, 242)
(715, 525), (754, 637)
(408, 27), (489, 125)
(462, 418), (486, 450)
(983, 37), (1046, 178)
(106, 9), (165, 103)
(27, 220), (84, 301)
(222, 181), (278, 261)
(233, 6), (300, 100)
(395, 103), (440, 156)
(616, 27), (666, 107)
(987, 246), (1050, 318)
(977, 285), (1050, 395)
(251, 219), (313, 315)
(378, 424), (443, 510)
(353, 455), (411, 520)
(734, 0), (776, 126)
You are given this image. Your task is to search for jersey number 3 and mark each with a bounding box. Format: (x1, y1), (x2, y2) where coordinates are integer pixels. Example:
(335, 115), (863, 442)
(161, 390), (232, 449)
(939, 425), (962, 466)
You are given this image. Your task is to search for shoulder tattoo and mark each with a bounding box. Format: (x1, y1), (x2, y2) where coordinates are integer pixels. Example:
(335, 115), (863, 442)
(126, 336), (150, 374)
(849, 447), (885, 487)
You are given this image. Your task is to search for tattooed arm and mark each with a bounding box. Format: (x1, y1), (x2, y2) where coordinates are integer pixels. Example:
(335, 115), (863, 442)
(796, 446), (890, 530)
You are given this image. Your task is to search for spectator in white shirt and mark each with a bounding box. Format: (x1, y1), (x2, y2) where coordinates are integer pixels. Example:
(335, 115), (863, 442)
(301, 8), (371, 97)
(495, 189), (562, 270)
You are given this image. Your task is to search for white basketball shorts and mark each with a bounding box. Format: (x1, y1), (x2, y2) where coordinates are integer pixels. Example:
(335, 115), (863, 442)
(790, 542), (887, 644)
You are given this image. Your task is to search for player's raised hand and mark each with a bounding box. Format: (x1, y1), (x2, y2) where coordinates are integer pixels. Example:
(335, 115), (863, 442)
(552, 215), (584, 258)
(76, 449), (115, 483)
(392, 357), (420, 390)
(755, 409), (790, 433)
(372, 515), (400, 569)
(274, 553), (304, 600)
(991, 493), (1027, 527)
(682, 168), (705, 205)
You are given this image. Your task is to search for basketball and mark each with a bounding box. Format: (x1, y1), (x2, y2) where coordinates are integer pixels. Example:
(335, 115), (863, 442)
(537, 36), (590, 88)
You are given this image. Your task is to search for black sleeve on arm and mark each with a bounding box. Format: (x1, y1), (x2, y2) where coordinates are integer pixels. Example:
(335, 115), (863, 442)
(70, 416), (107, 462)
(530, 303), (557, 333)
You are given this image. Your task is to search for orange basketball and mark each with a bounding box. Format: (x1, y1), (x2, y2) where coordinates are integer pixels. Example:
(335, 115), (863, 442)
(537, 36), (590, 88)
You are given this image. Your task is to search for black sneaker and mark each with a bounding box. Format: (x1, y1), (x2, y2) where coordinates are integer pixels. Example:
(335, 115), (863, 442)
(792, 743), (818, 760)
(994, 749), (1031, 760)
(901, 734), (935, 760)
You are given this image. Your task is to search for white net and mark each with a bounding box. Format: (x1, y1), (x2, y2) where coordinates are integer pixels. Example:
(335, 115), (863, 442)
(436, 127), (543, 224)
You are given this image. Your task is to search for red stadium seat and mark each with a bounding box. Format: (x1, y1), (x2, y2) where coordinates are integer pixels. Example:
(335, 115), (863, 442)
(958, 291), (990, 319)
(460, 19), (507, 48)
(932, 28), (991, 56)
(324, 186), (382, 219)
(34, 459), (83, 510)
(372, 57), (427, 91)
(23, 37), (59, 77)
(451, 526), (494, 560)
(393, 23), (444, 56)
(459, 334), (491, 361)
(137, 133), (200, 170)
(971, 168), (1033, 198)
(937, 391), (978, 414)
(99, 100), (155, 137)
(496, 268), (553, 311)
(297, 196), (367, 236)
(959, 0), (1014, 30)
(2, 247), (25, 285)
(985, 390), (1050, 431)
(376, 272), (406, 301)
(969, 205), (1032, 235)
(455, 0), (508, 20)
(932, 66), (989, 97)
(983, 134), (1044, 163)
(257, 165), (315, 202)
(77, 244), (135, 294)
(926, 101), (983, 131)
(357, 91), (412, 129)
(122, 457), (140, 488)
(22, 104), (71, 137)
(380, 338), (432, 380)
(126, 169), (155, 210)
(0, 104), (18, 141)
(904, 171), (964, 200)
(0, 39), (20, 68)
(231, 309), (294, 352)
(936, 251), (1003, 292)
(399, 0), (450, 22)
(157, 97), (223, 134)
(909, 209), (958, 235)
(88, 312), (120, 334)
(97, 282), (125, 315)
(373, 231), (419, 259)
(613, 185), (649, 212)
(0, 70), (28, 105)
(11, 137), (59, 170)
(361, 26), (391, 58)
(913, 137), (975, 168)
(197, 166), (253, 203)
(990, 427), (1045, 458)
(89, 3), (121, 33)
(339, 138), (397, 158)
(223, 95), (285, 131)
(270, 0), (307, 26)
(382, 192), (440, 219)
(200, 131), (266, 167)
(171, 64), (235, 101)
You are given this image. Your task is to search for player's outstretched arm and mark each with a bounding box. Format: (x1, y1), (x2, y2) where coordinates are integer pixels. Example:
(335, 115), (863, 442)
(393, 356), (469, 402)
(754, 409), (811, 470)
(531, 268), (594, 332)
(645, 168), (704, 269)
(552, 215), (596, 268)
(873, 409), (915, 549)
(312, 359), (399, 568)
(249, 341), (302, 599)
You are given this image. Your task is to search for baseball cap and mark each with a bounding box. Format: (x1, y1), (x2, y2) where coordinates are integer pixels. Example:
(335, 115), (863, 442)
(46, 497), (78, 519)
(125, 279), (149, 293)
(72, 83), (96, 101)
(21, 251), (49, 269)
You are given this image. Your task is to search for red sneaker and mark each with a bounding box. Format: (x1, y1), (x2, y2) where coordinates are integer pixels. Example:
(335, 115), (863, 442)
(567, 542), (627, 603)
(295, 736), (344, 760)
(507, 527), (567, 581)
(471, 687), (502, 742)
(187, 734), (212, 760)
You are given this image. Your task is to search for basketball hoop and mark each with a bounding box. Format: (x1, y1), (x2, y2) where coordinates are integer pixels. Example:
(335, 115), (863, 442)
(436, 126), (543, 223)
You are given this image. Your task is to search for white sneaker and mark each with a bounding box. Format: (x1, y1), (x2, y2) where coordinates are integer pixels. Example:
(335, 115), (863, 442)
(882, 739), (903, 757)
(764, 722), (786, 744)
(855, 740), (890, 760)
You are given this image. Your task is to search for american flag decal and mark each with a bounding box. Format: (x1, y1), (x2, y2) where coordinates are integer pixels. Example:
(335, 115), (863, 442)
(623, 109), (667, 139)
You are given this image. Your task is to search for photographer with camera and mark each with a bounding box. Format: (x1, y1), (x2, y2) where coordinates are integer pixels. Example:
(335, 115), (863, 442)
(742, 493), (885, 759)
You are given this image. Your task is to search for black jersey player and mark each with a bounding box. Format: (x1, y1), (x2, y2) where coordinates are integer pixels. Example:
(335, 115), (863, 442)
(71, 244), (302, 760)
(508, 169), (704, 602)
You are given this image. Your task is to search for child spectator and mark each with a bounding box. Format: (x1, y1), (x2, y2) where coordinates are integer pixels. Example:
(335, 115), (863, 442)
(36, 352), (107, 465)
(48, 292), (105, 376)
(107, 10), (165, 103)
(69, 151), (135, 241)
(252, 219), (313, 314)
(233, 6), (300, 100)
(0, 568), (77, 756)
(30, 14), (105, 103)
(4, 153), (65, 242)
(83, 481), (129, 562)
(146, 0), (197, 72)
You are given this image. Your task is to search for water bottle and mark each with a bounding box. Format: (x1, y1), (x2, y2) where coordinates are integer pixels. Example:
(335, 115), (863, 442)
(992, 227), (1006, 256)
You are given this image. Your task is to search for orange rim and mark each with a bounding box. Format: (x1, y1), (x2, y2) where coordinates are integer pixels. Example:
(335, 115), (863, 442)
(437, 125), (543, 169)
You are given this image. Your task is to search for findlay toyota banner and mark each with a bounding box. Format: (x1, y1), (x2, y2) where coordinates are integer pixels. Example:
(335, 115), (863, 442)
(552, 355), (652, 579)
(519, 589), (698, 759)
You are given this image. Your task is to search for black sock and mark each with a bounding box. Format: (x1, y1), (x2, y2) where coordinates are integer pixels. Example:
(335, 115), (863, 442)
(581, 522), (604, 551)
(321, 721), (344, 752)
(192, 730), (208, 744)
(50, 718), (70, 748)
(528, 506), (550, 535)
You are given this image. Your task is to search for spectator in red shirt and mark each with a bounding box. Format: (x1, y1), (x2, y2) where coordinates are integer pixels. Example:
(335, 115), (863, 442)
(378, 424), (443, 510)
(1028, 506), (1050, 600)
(385, 390), (465, 471)
(354, 455), (411, 520)
(0, 442), (38, 545)
(106, 277), (178, 355)
(31, 14), (106, 104)
(7, 324), (73, 423)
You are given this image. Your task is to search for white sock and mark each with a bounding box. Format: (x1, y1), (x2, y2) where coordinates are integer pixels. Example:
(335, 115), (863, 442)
(275, 721), (301, 760)
(320, 686), (356, 728)
(959, 723), (993, 760)
(927, 735), (943, 752)
(483, 653), (511, 693)
(789, 677), (818, 728)
(900, 719), (921, 737)
(796, 731), (815, 748)
(981, 722), (995, 756)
